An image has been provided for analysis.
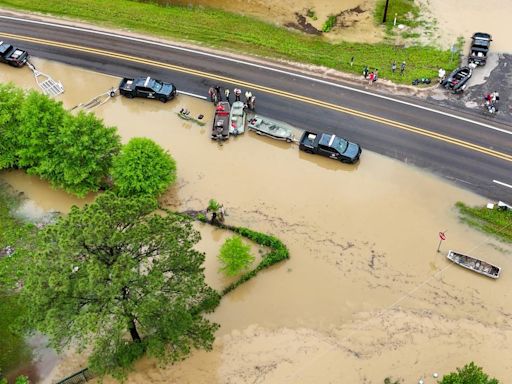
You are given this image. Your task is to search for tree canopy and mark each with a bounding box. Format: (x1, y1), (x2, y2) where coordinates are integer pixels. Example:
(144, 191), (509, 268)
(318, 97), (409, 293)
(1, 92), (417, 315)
(439, 362), (499, 384)
(0, 85), (121, 196)
(112, 137), (176, 197)
(218, 235), (254, 276)
(16, 193), (219, 379)
(0, 83), (25, 169)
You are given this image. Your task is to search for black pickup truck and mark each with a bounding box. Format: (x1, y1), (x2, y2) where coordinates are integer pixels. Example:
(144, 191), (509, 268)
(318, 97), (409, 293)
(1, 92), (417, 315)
(468, 32), (492, 66)
(0, 41), (29, 67)
(119, 76), (177, 102)
(299, 131), (361, 163)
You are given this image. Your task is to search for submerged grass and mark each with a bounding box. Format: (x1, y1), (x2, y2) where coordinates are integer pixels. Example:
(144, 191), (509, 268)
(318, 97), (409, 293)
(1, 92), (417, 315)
(456, 202), (512, 244)
(0, 0), (456, 83)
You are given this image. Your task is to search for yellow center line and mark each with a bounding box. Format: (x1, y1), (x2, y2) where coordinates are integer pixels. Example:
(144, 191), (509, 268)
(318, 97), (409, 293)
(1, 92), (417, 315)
(2, 32), (512, 162)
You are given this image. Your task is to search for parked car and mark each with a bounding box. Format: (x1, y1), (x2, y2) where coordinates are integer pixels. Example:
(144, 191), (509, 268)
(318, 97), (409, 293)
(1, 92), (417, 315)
(468, 32), (492, 66)
(440, 67), (472, 93)
(299, 131), (361, 163)
(0, 41), (29, 67)
(118, 76), (177, 102)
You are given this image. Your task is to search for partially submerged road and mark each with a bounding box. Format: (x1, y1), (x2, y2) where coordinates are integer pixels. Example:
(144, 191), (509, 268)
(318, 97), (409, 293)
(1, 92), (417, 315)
(0, 13), (511, 201)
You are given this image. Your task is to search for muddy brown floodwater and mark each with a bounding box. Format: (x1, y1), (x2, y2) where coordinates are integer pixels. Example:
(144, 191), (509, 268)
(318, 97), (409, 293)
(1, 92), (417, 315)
(2, 59), (512, 383)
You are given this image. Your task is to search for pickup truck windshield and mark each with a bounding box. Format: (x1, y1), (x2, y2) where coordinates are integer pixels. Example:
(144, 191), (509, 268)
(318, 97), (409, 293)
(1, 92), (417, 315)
(332, 137), (348, 153)
(149, 80), (163, 92)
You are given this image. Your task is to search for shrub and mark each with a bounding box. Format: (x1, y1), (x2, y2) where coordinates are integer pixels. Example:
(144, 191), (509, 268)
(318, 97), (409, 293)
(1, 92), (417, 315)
(218, 236), (254, 276)
(322, 15), (337, 32)
(112, 137), (176, 197)
(439, 362), (499, 384)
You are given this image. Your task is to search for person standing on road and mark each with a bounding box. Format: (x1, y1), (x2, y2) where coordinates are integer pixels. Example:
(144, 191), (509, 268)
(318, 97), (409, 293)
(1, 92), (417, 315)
(234, 88), (242, 101)
(214, 86), (222, 102)
(248, 95), (256, 111)
(224, 88), (230, 103)
(208, 87), (215, 103)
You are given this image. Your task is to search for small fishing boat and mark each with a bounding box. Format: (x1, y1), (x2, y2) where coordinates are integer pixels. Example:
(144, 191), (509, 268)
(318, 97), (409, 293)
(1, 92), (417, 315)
(211, 101), (231, 141)
(447, 250), (501, 279)
(229, 101), (246, 135)
(247, 115), (294, 142)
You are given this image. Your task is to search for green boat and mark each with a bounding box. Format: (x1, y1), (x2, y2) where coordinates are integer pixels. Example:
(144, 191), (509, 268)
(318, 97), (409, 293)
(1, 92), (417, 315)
(247, 115), (294, 142)
(229, 101), (246, 135)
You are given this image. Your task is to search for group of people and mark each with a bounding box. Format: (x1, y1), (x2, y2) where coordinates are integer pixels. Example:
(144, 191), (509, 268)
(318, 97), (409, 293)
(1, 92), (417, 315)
(362, 67), (379, 85)
(484, 91), (500, 114)
(362, 61), (407, 85)
(208, 86), (256, 111)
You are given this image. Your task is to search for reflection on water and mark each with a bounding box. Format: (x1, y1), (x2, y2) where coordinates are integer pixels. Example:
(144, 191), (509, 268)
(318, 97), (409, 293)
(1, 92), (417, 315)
(1, 60), (512, 383)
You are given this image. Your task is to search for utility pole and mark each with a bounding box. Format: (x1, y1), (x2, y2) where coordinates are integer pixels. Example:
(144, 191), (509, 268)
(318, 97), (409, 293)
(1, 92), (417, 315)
(382, 0), (390, 23)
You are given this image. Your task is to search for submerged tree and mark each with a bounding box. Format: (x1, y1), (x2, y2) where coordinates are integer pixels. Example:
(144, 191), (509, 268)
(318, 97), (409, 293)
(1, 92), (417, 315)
(218, 235), (254, 276)
(112, 137), (176, 197)
(439, 362), (499, 384)
(17, 193), (220, 379)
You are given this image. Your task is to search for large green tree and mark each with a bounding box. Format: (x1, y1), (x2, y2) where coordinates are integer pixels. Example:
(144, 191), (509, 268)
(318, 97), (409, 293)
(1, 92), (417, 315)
(16, 193), (219, 379)
(0, 83), (25, 169)
(439, 362), (499, 384)
(112, 137), (176, 197)
(2, 87), (121, 196)
(46, 111), (120, 196)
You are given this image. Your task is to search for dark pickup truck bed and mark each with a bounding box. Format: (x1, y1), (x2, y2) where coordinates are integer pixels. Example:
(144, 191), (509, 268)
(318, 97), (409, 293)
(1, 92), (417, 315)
(0, 41), (29, 67)
(299, 130), (361, 164)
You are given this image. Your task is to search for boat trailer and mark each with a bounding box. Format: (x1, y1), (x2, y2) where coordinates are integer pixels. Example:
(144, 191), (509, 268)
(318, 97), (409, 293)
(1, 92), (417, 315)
(27, 61), (64, 97)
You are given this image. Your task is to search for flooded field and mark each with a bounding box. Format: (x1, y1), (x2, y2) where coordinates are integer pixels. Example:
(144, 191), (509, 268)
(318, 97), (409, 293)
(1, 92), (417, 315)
(2, 60), (512, 383)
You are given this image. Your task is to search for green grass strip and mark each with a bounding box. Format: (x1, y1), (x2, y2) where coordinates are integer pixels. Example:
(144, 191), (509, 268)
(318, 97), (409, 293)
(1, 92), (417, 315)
(455, 202), (512, 244)
(0, 0), (457, 83)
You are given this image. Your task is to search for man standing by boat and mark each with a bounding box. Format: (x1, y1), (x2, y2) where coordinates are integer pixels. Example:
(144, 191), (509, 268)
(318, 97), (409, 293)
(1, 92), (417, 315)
(234, 88), (242, 101)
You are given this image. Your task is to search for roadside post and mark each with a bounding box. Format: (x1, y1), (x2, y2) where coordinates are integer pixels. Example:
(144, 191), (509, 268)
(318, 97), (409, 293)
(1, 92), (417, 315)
(437, 230), (447, 253)
(450, 44), (457, 62)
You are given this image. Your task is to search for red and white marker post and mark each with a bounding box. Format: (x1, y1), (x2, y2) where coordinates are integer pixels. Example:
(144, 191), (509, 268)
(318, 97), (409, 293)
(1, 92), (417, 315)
(437, 230), (447, 253)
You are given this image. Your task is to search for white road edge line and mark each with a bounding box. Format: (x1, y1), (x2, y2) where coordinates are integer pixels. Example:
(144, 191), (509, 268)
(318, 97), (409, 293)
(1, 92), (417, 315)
(493, 179), (512, 189)
(177, 90), (207, 99)
(2, 15), (511, 136)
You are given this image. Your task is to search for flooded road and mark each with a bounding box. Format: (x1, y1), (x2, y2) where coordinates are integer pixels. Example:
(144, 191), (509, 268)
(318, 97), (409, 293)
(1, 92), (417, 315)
(1, 60), (512, 383)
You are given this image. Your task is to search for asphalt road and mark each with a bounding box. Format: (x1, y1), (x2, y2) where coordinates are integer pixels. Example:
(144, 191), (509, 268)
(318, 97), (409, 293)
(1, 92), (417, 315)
(1, 13), (511, 201)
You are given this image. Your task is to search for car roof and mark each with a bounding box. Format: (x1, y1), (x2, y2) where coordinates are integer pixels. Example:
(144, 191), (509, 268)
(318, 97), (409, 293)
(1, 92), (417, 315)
(319, 133), (335, 147)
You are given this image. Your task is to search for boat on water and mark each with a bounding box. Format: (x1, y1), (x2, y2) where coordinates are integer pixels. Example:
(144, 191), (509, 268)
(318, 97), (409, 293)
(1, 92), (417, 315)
(211, 101), (231, 141)
(247, 115), (294, 142)
(229, 101), (246, 135)
(447, 250), (501, 279)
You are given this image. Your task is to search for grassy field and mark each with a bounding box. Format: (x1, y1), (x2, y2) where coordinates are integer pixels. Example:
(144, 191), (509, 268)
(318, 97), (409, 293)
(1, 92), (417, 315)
(0, 0), (457, 84)
(456, 202), (512, 244)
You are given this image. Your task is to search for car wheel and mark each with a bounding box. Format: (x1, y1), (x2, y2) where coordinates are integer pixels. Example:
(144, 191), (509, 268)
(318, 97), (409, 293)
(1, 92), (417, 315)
(109, 90), (116, 97)
(125, 93), (134, 99)
(286, 138), (292, 143)
(159, 97), (168, 103)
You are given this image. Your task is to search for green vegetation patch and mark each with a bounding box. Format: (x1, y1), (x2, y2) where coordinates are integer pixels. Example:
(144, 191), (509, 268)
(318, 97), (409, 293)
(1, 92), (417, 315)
(374, 0), (421, 29)
(322, 15), (337, 33)
(0, 0), (455, 83)
(456, 202), (512, 244)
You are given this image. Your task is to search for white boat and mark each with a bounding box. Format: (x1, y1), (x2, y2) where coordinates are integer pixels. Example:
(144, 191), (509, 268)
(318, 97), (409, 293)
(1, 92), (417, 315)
(447, 250), (501, 279)
(229, 101), (246, 135)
